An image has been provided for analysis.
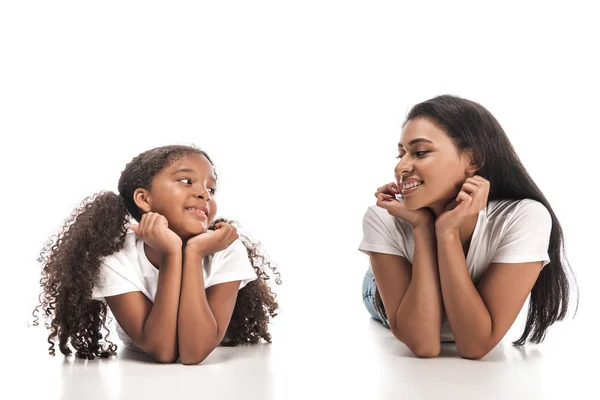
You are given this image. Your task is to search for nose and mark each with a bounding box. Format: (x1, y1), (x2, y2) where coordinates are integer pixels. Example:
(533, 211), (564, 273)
(394, 157), (413, 179)
(194, 187), (212, 202)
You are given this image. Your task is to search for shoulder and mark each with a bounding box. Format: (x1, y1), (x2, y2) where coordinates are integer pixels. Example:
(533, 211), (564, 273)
(363, 205), (412, 233)
(486, 199), (552, 237)
(204, 238), (257, 289)
(211, 238), (249, 263)
(100, 230), (141, 268)
(487, 199), (550, 222)
(92, 230), (147, 300)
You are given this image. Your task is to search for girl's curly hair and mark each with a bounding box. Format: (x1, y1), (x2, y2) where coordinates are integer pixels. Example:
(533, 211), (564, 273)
(32, 145), (281, 359)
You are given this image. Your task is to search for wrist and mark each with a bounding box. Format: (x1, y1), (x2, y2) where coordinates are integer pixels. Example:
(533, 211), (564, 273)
(161, 242), (182, 257)
(160, 250), (182, 265)
(184, 246), (207, 260)
(412, 218), (435, 231)
(435, 227), (460, 241)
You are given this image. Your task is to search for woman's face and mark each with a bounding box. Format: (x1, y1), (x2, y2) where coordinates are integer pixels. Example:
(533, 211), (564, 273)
(395, 117), (475, 213)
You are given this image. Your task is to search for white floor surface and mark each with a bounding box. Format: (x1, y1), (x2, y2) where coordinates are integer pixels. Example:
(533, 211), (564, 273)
(9, 261), (599, 400)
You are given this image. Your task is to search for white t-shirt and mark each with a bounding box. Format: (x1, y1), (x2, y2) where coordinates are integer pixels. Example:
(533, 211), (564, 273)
(359, 198), (552, 341)
(91, 230), (258, 350)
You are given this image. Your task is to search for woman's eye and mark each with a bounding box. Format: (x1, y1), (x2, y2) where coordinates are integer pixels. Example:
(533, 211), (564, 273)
(178, 178), (192, 185)
(396, 154), (403, 159)
(415, 151), (429, 157)
(208, 188), (217, 195)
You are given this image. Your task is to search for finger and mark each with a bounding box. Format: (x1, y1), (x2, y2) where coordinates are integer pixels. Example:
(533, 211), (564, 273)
(147, 212), (160, 233)
(138, 213), (149, 236)
(213, 224), (231, 237)
(375, 184), (388, 195)
(375, 185), (388, 197)
(456, 190), (472, 204)
(213, 222), (229, 231)
(465, 177), (482, 186)
(130, 224), (139, 234)
(461, 182), (480, 194)
(376, 183), (399, 197)
(387, 183), (400, 195)
(476, 176), (490, 189)
(157, 214), (169, 229)
(226, 229), (239, 244)
(227, 227), (238, 242)
(376, 193), (389, 208)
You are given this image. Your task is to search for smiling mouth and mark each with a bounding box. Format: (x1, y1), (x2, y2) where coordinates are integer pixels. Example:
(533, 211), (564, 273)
(185, 207), (207, 220)
(401, 181), (424, 195)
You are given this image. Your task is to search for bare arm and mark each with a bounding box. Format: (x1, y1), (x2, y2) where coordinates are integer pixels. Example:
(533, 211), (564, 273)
(437, 232), (542, 359)
(370, 222), (443, 357)
(177, 251), (240, 365)
(106, 252), (183, 363)
(177, 223), (241, 365)
(435, 176), (543, 359)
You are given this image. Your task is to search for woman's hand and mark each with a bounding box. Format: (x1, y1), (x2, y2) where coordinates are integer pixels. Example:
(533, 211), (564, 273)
(435, 176), (490, 235)
(185, 223), (239, 257)
(130, 212), (182, 256)
(375, 182), (434, 228)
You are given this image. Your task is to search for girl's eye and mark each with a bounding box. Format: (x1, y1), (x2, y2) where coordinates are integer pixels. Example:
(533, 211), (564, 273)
(208, 188), (217, 195)
(178, 178), (192, 185)
(396, 154), (404, 159)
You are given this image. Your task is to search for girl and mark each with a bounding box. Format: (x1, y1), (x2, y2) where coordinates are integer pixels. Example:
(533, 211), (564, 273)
(359, 95), (576, 360)
(33, 145), (281, 364)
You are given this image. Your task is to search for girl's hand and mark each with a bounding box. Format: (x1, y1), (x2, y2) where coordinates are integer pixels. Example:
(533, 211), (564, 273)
(130, 212), (182, 256)
(375, 182), (434, 228)
(185, 223), (238, 257)
(435, 176), (490, 235)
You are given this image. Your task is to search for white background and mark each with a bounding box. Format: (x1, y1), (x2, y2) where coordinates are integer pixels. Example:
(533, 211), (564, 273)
(1, 1), (599, 395)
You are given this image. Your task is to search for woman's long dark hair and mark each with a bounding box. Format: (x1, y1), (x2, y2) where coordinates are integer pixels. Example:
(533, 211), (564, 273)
(33, 145), (281, 359)
(376, 95), (577, 345)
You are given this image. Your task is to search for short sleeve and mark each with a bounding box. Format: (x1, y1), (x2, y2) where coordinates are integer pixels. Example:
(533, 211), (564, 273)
(358, 206), (407, 258)
(91, 256), (143, 301)
(206, 239), (258, 290)
(492, 200), (552, 268)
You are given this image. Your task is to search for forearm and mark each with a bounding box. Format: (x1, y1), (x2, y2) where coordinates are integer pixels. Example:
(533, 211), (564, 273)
(141, 252), (182, 361)
(177, 252), (219, 364)
(394, 223), (443, 348)
(437, 232), (493, 357)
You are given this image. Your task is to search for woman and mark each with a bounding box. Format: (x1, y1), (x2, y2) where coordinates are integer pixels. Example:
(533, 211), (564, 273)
(359, 95), (576, 359)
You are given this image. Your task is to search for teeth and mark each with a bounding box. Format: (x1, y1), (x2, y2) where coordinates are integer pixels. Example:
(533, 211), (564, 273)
(403, 181), (423, 190)
(186, 207), (206, 215)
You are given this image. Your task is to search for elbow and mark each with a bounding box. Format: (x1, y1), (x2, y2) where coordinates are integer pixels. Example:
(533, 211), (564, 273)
(407, 341), (440, 358)
(179, 348), (213, 365)
(391, 327), (440, 358)
(152, 349), (179, 364)
(458, 350), (487, 360)
(141, 341), (178, 363)
(179, 339), (219, 365)
(456, 343), (492, 360)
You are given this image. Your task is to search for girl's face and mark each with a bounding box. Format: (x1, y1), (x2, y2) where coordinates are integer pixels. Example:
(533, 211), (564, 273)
(396, 118), (476, 214)
(137, 153), (218, 239)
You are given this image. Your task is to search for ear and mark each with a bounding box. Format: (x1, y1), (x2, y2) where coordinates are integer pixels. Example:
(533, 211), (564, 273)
(133, 188), (152, 213)
(462, 149), (482, 176)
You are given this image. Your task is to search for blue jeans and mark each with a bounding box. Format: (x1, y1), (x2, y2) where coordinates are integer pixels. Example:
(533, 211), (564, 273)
(362, 267), (390, 328)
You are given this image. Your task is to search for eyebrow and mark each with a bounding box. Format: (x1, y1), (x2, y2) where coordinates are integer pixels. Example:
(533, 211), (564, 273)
(172, 168), (217, 182)
(397, 138), (434, 148)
